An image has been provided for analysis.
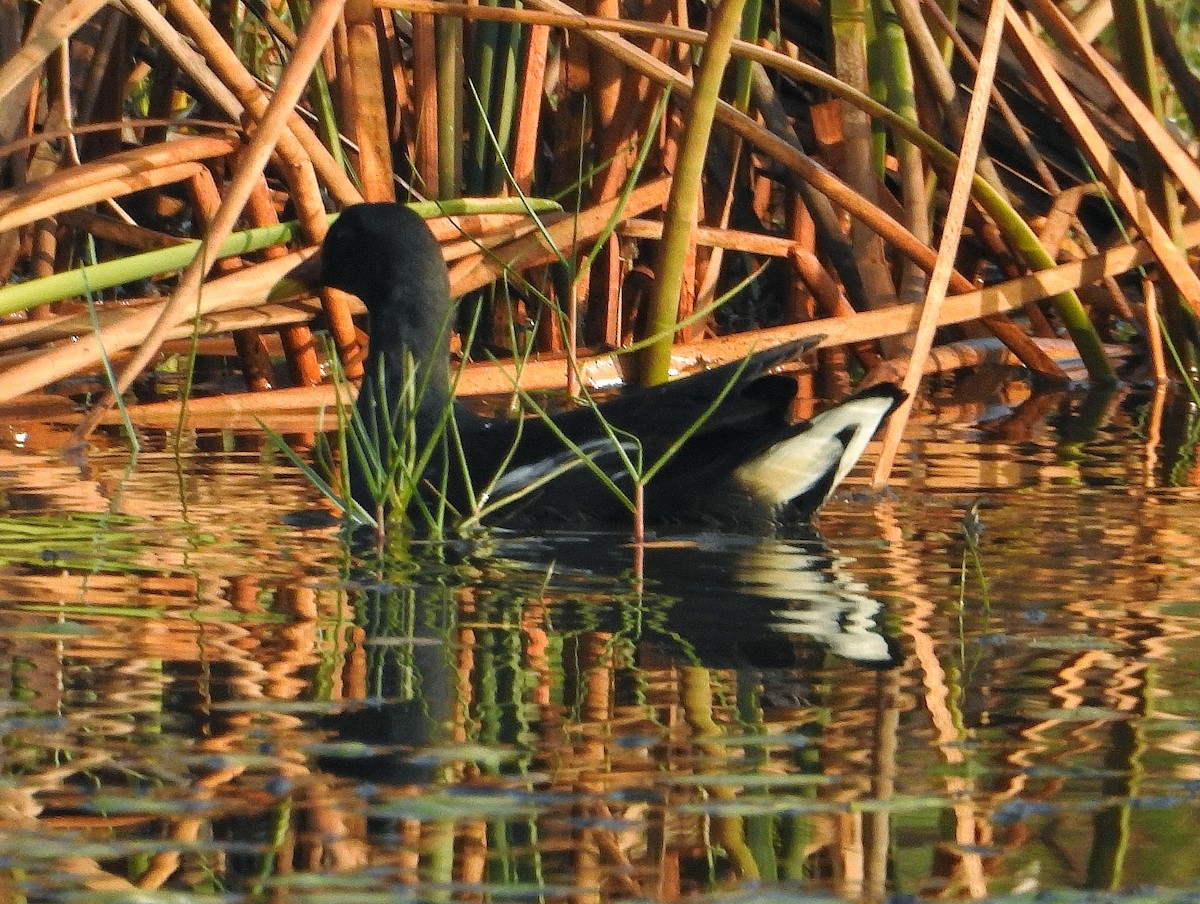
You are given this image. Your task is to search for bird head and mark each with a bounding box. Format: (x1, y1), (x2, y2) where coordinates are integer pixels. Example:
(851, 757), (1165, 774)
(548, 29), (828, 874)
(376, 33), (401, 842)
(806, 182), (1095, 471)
(273, 203), (454, 365)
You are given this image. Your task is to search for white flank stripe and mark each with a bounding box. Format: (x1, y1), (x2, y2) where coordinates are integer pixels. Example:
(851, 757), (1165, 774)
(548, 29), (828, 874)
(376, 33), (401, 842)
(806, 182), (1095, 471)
(733, 395), (897, 507)
(488, 437), (637, 503)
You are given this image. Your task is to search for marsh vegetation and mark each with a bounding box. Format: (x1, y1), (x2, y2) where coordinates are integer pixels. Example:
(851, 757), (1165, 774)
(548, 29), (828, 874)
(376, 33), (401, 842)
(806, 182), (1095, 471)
(3, 0), (1200, 897)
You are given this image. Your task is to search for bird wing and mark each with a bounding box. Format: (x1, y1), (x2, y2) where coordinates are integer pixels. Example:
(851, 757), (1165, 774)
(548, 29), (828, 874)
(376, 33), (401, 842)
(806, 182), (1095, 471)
(546, 338), (816, 455)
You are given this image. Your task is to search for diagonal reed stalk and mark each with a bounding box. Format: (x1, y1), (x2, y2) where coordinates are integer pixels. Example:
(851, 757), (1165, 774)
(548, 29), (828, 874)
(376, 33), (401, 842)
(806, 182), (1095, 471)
(872, 0), (1008, 488)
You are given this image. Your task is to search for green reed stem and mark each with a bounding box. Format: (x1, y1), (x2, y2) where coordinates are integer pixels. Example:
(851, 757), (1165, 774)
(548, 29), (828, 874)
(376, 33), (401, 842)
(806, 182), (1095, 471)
(638, 0), (746, 387)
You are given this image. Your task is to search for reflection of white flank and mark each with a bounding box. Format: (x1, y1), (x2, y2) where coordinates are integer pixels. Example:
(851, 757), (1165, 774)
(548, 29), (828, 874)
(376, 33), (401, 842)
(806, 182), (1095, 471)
(733, 394), (898, 507)
(736, 540), (893, 665)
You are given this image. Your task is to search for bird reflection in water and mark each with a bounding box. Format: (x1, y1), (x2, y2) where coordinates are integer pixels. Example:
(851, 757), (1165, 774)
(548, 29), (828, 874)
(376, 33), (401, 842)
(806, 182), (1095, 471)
(321, 526), (899, 783)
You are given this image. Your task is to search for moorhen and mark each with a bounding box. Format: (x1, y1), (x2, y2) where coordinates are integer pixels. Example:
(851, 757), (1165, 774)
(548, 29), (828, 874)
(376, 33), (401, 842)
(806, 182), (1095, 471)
(283, 203), (905, 528)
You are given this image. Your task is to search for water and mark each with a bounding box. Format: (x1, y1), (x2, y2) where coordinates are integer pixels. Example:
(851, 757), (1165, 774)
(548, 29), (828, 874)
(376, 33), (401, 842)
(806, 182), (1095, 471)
(1, 382), (1200, 901)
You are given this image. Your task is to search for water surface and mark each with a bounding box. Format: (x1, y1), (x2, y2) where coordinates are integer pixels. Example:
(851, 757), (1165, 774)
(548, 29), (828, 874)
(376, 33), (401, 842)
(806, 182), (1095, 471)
(1, 382), (1198, 901)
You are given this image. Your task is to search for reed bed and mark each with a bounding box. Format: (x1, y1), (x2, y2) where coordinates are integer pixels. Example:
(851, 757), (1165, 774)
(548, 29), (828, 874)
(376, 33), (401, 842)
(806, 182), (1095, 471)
(1, 0), (1199, 476)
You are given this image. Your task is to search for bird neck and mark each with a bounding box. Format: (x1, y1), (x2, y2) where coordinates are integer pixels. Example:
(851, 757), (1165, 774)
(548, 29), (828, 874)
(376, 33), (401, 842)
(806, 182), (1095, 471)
(362, 292), (454, 426)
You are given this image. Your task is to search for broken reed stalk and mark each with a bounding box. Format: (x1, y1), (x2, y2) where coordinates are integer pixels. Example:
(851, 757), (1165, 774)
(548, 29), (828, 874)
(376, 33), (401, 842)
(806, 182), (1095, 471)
(2, 0), (1113, 388)
(0, 252), (309, 406)
(872, 0), (1008, 489)
(1025, 0), (1200, 216)
(445, 177), (673, 300)
(916, 0), (1059, 195)
(118, 0), (245, 122)
(1144, 280), (1167, 384)
(8, 194), (1185, 413)
(2, 0), (361, 396)
(94, 334), (1084, 431)
(0, 201), (1189, 415)
(0, 204), (555, 343)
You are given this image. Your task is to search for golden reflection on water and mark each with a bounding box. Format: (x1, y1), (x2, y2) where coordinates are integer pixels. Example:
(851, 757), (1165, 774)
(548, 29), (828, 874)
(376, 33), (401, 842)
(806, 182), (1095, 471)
(0, 384), (1198, 899)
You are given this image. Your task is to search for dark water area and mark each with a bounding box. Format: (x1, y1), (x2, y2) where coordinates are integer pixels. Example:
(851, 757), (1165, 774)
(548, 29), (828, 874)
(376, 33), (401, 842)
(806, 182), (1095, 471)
(2, 381), (1200, 902)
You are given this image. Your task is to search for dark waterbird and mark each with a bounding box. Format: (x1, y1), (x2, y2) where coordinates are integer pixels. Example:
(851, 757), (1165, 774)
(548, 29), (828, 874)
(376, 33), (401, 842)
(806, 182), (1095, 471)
(284, 203), (906, 527)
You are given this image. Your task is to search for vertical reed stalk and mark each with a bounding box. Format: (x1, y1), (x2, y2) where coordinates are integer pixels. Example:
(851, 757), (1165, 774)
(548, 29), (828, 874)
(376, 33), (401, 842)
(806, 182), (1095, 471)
(510, 24), (549, 194)
(412, 12), (440, 195)
(346, 0), (396, 200)
(874, 0), (928, 314)
(830, 0), (901, 331)
(637, 0), (746, 386)
(1109, 0), (1195, 374)
(245, 180), (324, 386)
(436, 15), (464, 197)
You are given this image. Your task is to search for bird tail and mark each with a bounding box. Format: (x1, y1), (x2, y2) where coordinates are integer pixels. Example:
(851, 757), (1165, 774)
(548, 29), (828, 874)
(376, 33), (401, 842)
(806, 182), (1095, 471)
(733, 383), (906, 514)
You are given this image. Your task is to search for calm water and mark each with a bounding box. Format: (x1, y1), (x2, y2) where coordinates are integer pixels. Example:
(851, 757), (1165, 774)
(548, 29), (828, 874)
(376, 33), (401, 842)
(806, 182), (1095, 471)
(2, 381), (1200, 902)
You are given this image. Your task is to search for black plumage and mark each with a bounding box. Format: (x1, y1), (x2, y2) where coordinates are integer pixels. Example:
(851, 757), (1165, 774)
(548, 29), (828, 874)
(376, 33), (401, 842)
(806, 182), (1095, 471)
(286, 203), (905, 527)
